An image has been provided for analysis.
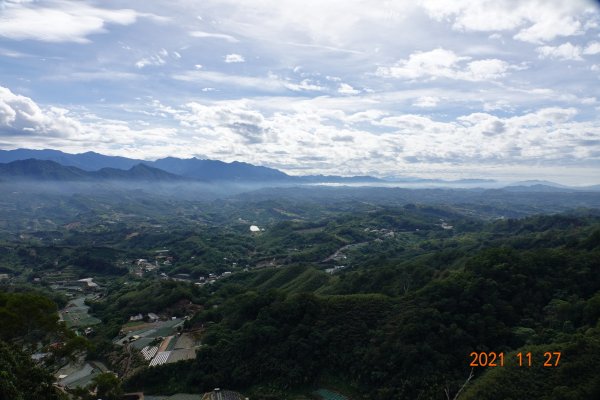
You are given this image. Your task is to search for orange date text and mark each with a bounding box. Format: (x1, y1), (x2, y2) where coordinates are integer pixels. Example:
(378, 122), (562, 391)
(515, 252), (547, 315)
(469, 351), (561, 367)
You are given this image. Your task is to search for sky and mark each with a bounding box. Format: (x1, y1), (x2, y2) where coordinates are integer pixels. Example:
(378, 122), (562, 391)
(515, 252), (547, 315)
(0, 0), (599, 184)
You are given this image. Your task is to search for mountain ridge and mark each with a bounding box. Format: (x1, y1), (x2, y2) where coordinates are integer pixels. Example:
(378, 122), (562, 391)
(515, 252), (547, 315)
(1, 148), (598, 189)
(0, 148), (383, 183)
(0, 159), (183, 182)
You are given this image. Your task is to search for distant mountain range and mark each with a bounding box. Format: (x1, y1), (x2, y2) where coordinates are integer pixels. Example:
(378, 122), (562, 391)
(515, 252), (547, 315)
(150, 156), (289, 182)
(502, 181), (575, 192)
(0, 149), (290, 182)
(0, 148), (141, 170)
(0, 159), (182, 182)
(0, 149), (381, 183)
(0, 149), (598, 190)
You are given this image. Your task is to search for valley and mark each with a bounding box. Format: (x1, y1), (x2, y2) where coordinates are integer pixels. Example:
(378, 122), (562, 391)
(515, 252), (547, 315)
(1, 176), (600, 399)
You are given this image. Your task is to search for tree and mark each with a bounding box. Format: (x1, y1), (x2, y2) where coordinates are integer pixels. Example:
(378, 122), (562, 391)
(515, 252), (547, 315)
(0, 340), (67, 400)
(0, 292), (59, 344)
(91, 373), (123, 400)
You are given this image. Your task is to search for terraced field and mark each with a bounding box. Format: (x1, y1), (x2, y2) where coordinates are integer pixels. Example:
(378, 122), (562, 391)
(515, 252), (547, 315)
(60, 297), (101, 328)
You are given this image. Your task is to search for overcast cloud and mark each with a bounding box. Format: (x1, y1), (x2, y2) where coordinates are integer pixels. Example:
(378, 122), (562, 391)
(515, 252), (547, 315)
(0, 0), (599, 184)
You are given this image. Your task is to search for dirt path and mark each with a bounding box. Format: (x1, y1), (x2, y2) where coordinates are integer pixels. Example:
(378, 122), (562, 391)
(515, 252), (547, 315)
(123, 343), (133, 376)
(158, 335), (173, 352)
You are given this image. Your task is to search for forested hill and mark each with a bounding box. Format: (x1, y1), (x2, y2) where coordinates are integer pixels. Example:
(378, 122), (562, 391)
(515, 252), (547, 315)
(124, 212), (600, 399)
(0, 159), (183, 181)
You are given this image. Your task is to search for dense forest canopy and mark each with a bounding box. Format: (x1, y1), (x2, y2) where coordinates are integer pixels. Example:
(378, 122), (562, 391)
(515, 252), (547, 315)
(122, 210), (600, 399)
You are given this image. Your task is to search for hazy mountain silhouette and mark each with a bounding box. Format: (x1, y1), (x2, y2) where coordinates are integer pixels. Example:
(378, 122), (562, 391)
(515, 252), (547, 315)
(0, 149), (141, 170)
(150, 157), (290, 181)
(0, 149), (382, 183)
(0, 159), (182, 182)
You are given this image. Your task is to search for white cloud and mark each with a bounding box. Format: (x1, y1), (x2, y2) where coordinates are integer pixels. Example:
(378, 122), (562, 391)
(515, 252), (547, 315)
(346, 110), (388, 123)
(0, 1), (148, 43)
(413, 96), (440, 108)
(135, 48), (178, 68)
(536, 42), (583, 61)
(367, 106), (598, 169)
(510, 107), (578, 126)
(462, 59), (511, 80)
(136, 55), (166, 68)
(173, 70), (325, 93)
(0, 86), (81, 137)
(419, 0), (591, 44)
(196, 0), (416, 49)
(45, 71), (142, 81)
(0, 85), (177, 152)
(190, 30), (239, 43)
(419, 0), (526, 31)
(584, 41), (600, 55)
(224, 53), (245, 63)
(338, 83), (360, 95)
(581, 97), (596, 105)
(176, 100), (270, 144)
(2, 84), (599, 181)
(174, 70), (282, 91)
(513, 14), (583, 44)
(483, 100), (512, 112)
(0, 47), (29, 58)
(376, 48), (468, 80)
(376, 48), (511, 81)
(286, 79), (324, 92)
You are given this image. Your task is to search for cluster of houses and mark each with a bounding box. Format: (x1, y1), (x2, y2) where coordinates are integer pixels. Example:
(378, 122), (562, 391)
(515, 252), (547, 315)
(48, 277), (101, 295)
(165, 271), (234, 286)
(193, 271), (232, 287)
(364, 227), (396, 238)
(131, 258), (159, 278)
(130, 250), (173, 278)
(169, 273), (193, 282)
(125, 248), (247, 289)
(154, 249), (172, 264)
(129, 254), (237, 288)
(129, 312), (160, 323)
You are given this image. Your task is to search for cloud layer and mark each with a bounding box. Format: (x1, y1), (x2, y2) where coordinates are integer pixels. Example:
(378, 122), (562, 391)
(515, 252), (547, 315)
(0, 0), (148, 43)
(0, 0), (599, 184)
(2, 85), (598, 182)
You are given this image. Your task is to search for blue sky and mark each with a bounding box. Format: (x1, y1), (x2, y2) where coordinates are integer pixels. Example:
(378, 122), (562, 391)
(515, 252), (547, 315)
(0, 0), (599, 184)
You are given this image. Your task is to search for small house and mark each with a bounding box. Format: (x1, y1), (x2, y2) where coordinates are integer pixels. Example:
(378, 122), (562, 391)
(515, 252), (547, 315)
(130, 314), (143, 322)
